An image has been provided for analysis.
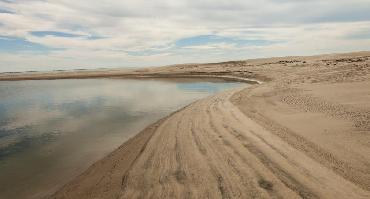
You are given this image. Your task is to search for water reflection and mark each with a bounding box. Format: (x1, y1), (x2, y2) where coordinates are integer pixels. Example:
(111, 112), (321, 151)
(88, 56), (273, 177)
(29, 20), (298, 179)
(0, 78), (242, 198)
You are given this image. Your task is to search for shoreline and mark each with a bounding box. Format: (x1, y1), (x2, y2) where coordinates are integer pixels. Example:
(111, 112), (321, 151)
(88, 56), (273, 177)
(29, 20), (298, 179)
(0, 72), (262, 85)
(3, 51), (370, 198)
(48, 79), (256, 199)
(51, 101), (199, 199)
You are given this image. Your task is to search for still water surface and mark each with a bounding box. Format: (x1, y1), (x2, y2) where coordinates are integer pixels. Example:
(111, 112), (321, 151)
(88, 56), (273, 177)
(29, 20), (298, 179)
(0, 78), (242, 199)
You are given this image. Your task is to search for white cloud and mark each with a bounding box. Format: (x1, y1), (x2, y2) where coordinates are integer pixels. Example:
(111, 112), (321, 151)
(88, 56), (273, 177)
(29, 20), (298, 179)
(0, 0), (370, 72)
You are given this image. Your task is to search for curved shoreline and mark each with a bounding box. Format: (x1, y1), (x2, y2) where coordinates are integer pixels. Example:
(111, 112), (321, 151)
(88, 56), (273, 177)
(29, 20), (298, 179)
(0, 72), (262, 85)
(3, 51), (370, 198)
(50, 78), (259, 199)
(52, 80), (370, 198)
(50, 87), (248, 199)
(50, 100), (202, 199)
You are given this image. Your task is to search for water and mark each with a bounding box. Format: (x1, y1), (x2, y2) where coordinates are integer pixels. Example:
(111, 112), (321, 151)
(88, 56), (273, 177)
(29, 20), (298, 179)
(0, 78), (243, 199)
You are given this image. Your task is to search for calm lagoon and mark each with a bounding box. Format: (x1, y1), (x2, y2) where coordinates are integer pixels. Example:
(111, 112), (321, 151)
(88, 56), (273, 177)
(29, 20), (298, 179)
(0, 78), (243, 198)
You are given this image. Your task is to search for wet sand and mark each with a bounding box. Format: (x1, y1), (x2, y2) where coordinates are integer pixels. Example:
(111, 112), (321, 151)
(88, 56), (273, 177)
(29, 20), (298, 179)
(3, 51), (370, 198)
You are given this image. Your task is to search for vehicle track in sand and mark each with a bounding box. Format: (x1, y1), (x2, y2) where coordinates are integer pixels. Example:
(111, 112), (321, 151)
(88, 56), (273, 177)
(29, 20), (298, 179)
(117, 88), (369, 199)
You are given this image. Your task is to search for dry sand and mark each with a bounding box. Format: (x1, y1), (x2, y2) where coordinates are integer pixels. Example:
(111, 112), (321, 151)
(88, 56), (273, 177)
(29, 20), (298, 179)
(3, 51), (370, 198)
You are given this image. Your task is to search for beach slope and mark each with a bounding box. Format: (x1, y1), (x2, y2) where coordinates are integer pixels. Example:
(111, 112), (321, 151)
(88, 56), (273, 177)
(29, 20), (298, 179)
(27, 51), (369, 198)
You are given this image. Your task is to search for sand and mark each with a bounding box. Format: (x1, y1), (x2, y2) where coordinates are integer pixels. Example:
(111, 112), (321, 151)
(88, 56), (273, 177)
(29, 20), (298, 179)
(2, 51), (370, 198)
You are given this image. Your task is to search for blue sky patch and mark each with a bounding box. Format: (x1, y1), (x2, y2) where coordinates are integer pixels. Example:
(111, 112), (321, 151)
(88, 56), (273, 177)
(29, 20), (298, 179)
(175, 35), (274, 48)
(87, 35), (105, 40)
(30, 31), (83, 38)
(30, 31), (105, 40)
(0, 8), (14, 14)
(0, 36), (52, 53)
(126, 49), (162, 56)
(345, 29), (370, 40)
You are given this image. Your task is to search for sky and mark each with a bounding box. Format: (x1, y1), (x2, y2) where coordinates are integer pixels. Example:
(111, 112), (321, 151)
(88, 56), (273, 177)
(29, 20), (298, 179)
(0, 0), (370, 72)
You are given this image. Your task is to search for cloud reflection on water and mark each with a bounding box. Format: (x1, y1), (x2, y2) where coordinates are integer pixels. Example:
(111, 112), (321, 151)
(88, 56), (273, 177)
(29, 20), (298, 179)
(0, 78), (242, 199)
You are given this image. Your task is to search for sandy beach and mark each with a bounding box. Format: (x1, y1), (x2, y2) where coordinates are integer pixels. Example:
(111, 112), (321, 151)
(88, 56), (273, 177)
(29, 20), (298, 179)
(2, 51), (370, 198)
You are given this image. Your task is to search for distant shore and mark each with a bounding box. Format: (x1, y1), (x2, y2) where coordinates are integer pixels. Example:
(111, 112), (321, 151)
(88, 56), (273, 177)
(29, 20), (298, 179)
(5, 51), (370, 199)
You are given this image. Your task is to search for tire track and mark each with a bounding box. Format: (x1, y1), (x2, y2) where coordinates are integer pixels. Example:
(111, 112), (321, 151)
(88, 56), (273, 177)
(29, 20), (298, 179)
(117, 88), (370, 199)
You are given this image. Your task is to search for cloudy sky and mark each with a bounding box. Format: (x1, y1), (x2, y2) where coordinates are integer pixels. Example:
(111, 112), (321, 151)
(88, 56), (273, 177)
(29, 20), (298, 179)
(0, 0), (370, 72)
